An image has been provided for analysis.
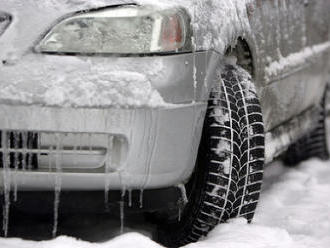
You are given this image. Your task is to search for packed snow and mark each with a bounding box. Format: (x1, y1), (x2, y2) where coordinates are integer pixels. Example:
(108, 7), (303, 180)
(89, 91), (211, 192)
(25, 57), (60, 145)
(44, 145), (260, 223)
(0, 68), (166, 108)
(1, 159), (330, 248)
(186, 160), (330, 248)
(0, 234), (163, 248)
(265, 41), (330, 81)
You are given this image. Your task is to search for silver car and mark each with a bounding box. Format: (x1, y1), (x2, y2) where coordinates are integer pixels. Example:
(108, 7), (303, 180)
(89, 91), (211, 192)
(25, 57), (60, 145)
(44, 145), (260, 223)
(0, 0), (330, 246)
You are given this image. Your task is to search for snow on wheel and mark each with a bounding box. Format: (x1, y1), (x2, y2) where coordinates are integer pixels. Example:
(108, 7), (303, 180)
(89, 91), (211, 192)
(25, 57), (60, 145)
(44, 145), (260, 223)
(156, 65), (265, 247)
(284, 85), (330, 166)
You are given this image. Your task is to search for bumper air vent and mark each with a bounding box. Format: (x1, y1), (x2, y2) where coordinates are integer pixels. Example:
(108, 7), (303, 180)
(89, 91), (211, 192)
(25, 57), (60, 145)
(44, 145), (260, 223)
(0, 131), (38, 170)
(0, 130), (127, 173)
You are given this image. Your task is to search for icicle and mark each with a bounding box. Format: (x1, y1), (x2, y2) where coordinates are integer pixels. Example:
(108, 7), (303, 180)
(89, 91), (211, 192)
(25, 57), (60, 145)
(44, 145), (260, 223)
(104, 135), (113, 211)
(48, 145), (53, 172)
(140, 110), (159, 202)
(79, 133), (84, 151)
(139, 189), (144, 209)
(36, 131), (41, 171)
(88, 133), (92, 152)
(13, 131), (19, 202)
(21, 131), (27, 171)
(2, 130), (11, 237)
(192, 36), (197, 103)
(128, 189), (132, 208)
(120, 200), (124, 234)
(204, 52), (209, 90)
(119, 171), (126, 198)
(27, 133), (33, 170)
(177, 184), (188, 222)
(73, 133), (78, 167)
(104, 193), (110, 213)
(178, 184), (188, 205)
(52, 133), (62, 238)
(121, 187), (126, 198)
(143, 110), (153, 189)
(191, 1), (198, 103)
(53, 185), (60, 238)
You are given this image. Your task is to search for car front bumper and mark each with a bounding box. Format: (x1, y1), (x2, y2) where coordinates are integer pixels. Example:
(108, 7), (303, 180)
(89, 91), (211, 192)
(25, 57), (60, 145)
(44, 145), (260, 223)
(0, 51), (221, 191)
(0, 99), (207, 191)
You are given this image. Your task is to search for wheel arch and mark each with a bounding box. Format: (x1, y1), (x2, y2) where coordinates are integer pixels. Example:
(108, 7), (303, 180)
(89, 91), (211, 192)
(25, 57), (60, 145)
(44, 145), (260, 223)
(206, 36), (257, 99)
(224, 37), (255, 78)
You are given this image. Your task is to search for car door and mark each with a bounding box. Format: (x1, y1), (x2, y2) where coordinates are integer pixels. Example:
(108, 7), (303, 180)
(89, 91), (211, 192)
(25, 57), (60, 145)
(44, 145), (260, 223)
(302, 0), (330, 107)
(252, 0), (308, 131)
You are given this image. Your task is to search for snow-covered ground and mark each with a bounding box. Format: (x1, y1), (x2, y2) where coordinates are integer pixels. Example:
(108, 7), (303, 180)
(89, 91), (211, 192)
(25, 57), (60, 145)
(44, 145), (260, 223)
(1, 158), (330, 248)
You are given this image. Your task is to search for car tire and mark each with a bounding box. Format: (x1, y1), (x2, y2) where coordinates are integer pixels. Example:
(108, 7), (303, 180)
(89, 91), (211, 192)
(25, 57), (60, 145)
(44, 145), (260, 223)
(283, 85), (330, 166)
(156, 65), (265, 247)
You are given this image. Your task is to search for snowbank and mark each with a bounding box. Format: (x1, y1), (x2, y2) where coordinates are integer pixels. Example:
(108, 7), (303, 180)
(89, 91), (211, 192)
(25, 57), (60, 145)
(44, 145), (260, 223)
(0, 233), (162, 248)
(1, 159), (330, 248)
(185, 159), (330, 248)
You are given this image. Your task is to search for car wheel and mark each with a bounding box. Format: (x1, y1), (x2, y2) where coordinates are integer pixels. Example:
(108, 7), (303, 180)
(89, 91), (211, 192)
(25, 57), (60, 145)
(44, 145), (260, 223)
(156, 65), (265, 247)
(283, 85), (330, 166)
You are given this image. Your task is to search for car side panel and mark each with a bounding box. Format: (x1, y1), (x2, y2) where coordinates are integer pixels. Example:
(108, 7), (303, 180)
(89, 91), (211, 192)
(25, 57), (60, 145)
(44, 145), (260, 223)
(249, 0), (330, 131)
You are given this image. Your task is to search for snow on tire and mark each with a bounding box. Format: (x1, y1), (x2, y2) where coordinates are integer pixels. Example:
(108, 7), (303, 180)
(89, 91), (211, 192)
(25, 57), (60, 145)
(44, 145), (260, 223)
(156, 65), (265, 247)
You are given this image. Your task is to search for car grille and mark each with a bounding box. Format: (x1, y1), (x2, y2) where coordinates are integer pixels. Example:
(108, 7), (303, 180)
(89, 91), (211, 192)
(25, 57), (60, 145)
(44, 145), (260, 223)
(0, 131), (38, 170)
(0, 130), (125, 172)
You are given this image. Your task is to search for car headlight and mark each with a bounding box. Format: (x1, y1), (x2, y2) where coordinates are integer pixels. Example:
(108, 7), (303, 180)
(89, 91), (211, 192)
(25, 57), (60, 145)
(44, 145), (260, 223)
(36, 5), (192, 55)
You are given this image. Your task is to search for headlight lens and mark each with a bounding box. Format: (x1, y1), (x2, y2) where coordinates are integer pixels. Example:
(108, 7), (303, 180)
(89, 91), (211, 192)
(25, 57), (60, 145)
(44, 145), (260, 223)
(36, 5), (191, 55)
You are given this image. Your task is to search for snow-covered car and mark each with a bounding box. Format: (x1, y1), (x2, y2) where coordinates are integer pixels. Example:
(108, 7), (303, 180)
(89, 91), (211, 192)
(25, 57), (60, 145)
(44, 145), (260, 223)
(1, 0), (330, 246)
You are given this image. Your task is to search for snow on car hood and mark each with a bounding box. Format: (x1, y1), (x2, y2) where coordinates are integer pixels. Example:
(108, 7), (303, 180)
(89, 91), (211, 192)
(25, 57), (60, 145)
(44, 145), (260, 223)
(0, 0), (252, 108)
(0, 54), (169, 108)
(0, 68), (165, 108)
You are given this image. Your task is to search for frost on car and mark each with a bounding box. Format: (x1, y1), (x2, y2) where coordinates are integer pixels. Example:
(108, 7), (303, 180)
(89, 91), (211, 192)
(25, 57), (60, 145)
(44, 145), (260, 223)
(0, 0), (330, 247)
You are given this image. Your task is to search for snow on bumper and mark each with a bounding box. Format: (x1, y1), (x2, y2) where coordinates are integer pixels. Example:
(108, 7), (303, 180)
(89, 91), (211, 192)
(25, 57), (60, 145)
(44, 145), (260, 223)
(0, 103), (206, 190)
(0, 52), (219, 191)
